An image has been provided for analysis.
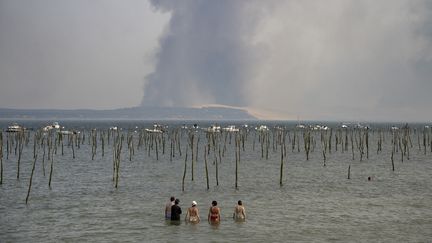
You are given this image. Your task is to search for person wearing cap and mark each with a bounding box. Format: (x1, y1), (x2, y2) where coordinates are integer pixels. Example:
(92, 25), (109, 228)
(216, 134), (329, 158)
(185, 201), (200, 223)
(165, 196), (175, 219)
(171, 199), (182, 221)
(233, 200), (246, 221)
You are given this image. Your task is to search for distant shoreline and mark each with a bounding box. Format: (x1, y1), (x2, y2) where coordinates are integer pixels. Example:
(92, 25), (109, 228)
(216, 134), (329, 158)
(0, 106), (256, 120)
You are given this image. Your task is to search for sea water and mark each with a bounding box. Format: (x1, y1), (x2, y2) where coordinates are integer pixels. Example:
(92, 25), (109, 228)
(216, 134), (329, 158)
(0, 120), (431, 242)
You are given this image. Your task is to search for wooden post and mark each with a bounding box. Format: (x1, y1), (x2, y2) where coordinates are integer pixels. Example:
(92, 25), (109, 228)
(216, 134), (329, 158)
(351, 130), (355, 160)
(26, 154), (37, 204)
(215, 146), (219, 186)
(190, 133), (194, 181)
(322, 150), (326, 167)
(204, 146), (209, 190)
(101, 132), (105, 157)
(155, 135), (158, 161)
(42, 137), (46, 176)
(235, 135), (238, 189)
(303, 130), (311, 160)
(6, 133), (9, 160)
(182, 148), (188, 192)
(391, 142), (395, 171)
(347, 165), (351, 179)
(71, 134), (75, 159)
(17, 132), (24, 179)
(366, 129), (369, 159)
(280, 142), (284, 186)
(48, 144), (54, 189)
(115, 134), (123, 188)
(0, 131), (3, 185)
(60, 133), (64, 156)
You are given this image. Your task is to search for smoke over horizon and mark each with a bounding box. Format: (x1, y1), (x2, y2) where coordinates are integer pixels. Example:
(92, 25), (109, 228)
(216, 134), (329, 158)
(143, 0), (432, 121)
(141, 0), (264, 107)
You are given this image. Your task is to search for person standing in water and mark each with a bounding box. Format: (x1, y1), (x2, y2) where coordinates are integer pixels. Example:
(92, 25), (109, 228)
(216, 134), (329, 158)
(233, 200), (246, 221)
(185, 201), (200, 223)
(171, 199), (182, 221)
(165, 196), (175, 219)
(208, 200), (221, 224)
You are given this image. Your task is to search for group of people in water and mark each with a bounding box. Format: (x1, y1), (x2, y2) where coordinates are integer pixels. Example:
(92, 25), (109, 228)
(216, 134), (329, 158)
(165, 196), (246, 224)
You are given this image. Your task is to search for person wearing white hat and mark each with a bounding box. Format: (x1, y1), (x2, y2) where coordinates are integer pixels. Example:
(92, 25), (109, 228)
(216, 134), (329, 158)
(185, 201), (200, 223)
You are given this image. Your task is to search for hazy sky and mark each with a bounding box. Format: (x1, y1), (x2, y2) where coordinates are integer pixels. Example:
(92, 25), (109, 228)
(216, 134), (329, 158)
(1, 0), (432, 121)
(0, 0), (169, 109)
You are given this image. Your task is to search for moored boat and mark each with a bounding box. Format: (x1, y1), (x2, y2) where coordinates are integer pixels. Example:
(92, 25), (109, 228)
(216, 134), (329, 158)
(6, 123), (25, 133)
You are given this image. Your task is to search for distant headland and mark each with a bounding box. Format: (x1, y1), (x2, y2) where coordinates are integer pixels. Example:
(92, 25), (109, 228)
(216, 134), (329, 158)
(0, 106), (256, 120)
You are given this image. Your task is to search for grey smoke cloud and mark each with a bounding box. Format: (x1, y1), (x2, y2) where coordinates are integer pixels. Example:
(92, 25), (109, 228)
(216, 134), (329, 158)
(144, 0), (432, 121)
(248, 0), (432, 121)
(142, 0), (264, 107)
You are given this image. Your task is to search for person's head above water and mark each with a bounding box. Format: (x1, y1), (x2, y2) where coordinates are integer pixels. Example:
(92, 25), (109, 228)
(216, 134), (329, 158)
(170, 196), (175, 202)
(175, 199), (180, 205)
(238, 200), (242, 205)
(212, 201), (217, 206)
(192, 201), (197, 207)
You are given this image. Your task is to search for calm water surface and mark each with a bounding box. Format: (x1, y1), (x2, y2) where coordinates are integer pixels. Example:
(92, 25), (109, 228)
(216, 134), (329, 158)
(0, 120), (431, 242)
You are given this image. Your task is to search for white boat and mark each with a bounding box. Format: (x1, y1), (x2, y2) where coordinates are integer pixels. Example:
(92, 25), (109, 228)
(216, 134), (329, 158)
(206, 125), (221, 133)
(222, 125), (239, 132)
(275, 126), (285, 131)
(256, 125), (269, 132)
(313, 125), (329, 131)
(145, 124), (164, 133)
(59, 130), (74, 135)
(42, 122), (61, 131)
(52, 122), (60, 129)
(296, 124), (306, 129)
(6, 123), (25, 133)
(145, 128), (163, 133)
(355, 123), (369, 130)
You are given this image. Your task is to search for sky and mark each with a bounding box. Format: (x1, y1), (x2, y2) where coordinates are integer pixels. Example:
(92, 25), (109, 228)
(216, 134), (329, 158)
(1, 0), (432, 121)
(0, 0), (169, 110)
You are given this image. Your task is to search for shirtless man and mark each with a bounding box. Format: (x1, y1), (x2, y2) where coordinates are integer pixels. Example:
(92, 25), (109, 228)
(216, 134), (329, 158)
(233, 200), (246, 221)
(171, 199), (182, 221)
(165, 196), (175, 219)
(208, 200), (221, 224)
(185, 201), (200, 223)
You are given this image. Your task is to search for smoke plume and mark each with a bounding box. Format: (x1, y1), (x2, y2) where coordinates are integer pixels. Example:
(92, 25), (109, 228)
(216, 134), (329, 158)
(142, 0), (263, 107)
(144, 0), (432, 121)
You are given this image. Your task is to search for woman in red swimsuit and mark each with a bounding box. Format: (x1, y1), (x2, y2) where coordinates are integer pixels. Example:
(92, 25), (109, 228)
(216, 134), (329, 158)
(208, 200), (221, 224)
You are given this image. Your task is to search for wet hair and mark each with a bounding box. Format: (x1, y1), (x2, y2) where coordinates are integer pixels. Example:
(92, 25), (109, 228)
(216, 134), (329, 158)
(238, 200), (242, 205)
(170, 196), (175, 201)
(212, 200), (217, 206)
(175, 199), (180, 204)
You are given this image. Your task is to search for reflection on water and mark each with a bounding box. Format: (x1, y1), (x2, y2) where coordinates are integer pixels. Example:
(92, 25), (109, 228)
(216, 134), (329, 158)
(169, 220), (182, 226)
(234, 219), (246, 224)
(0, 120), (431, 242)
